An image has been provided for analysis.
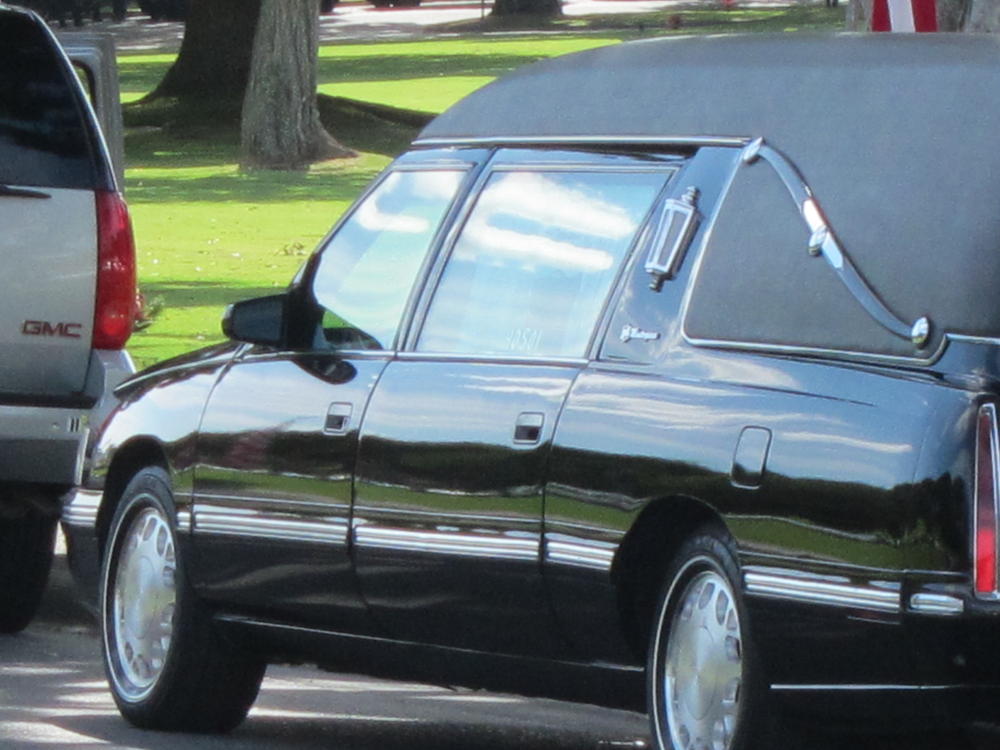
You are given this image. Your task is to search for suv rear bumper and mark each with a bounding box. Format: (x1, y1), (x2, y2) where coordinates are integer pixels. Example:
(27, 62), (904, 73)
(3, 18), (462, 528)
(0, 350), (134, 486)
(0, 409), (89, 485)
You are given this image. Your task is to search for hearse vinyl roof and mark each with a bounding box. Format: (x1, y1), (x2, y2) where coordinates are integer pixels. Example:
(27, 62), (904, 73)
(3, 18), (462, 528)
(420, 34), (1000, 357)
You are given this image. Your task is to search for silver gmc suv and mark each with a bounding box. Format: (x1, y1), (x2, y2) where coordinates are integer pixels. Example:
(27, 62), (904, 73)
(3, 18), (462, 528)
(0, 3), (135, 632)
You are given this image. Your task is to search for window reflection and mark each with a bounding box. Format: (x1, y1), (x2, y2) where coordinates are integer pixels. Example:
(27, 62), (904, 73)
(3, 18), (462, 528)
(312, 169), (464, 351)
(418, 170), (669, 358)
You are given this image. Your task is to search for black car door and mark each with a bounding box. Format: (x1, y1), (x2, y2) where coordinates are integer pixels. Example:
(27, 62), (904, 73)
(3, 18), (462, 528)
(188, 155), (478, 629)
(352, 149), (677, 655)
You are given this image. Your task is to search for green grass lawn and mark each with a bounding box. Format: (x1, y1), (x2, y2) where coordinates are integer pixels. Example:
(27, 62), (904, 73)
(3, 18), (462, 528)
(121, 4), (844, 369)
(123, 36), (628, 367)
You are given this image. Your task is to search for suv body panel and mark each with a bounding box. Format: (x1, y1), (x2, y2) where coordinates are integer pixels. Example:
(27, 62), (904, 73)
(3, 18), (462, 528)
(0, 6), (133, 491)
(0, 188), (96, 396)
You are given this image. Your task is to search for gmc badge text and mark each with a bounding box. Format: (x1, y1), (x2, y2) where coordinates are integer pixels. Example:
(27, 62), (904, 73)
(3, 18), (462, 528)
(22, 320), (84, 338)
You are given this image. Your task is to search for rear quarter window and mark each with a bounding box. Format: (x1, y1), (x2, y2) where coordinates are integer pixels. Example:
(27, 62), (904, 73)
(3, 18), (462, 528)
(0, 12), (97, 189)
(684, 162), (914, 358)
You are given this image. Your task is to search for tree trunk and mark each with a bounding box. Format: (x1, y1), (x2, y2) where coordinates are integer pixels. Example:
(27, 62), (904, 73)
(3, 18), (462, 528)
(964, 0), (1000, 31)
(151, 0), (261, 101)
(937, 0), (970, 29)
(240, 0), (353, 170)
(847, 0), (873, 29)
(492, 0), (561, 17)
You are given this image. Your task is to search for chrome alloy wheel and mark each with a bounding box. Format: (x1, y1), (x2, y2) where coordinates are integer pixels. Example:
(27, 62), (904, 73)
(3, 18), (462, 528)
(663, 568), (743, 750)
(108, 503), (177, 702)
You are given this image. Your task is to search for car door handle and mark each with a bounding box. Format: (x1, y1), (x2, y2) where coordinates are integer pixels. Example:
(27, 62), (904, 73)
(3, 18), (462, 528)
(325, 402), (353, 434)
(513, 412), (544, 444)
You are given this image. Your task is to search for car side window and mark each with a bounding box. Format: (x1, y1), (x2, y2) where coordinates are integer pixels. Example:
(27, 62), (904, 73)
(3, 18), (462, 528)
(311, 169), (465, 351)
(416, 169), (669, 358)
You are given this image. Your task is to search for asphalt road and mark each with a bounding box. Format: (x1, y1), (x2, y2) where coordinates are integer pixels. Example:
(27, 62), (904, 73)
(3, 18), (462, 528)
(55, 0), (809, 50)
(3, 545), (998, 750)
(0, 624), (651, 749)
(4, 546), (655, 750)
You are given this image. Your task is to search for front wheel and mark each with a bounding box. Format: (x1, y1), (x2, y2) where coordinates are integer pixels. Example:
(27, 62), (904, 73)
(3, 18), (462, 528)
(101, 467), (264, 732)
(648, 528), (766, 750)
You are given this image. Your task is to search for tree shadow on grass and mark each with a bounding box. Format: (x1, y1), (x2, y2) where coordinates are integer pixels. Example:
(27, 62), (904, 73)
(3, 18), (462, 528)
(125, 167), (377, 205)
(123, 92), (423, 174)
(141, 282), (283, 309)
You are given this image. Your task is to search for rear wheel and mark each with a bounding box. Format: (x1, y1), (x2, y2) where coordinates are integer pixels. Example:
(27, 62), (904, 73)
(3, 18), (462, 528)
(0, 506), (57, 634)
(101, 467), (264, 732)
(648, 527), (767, 750)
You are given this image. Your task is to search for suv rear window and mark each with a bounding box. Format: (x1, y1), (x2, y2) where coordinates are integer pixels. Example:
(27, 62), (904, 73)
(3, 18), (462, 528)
(0, 12), (96, 189)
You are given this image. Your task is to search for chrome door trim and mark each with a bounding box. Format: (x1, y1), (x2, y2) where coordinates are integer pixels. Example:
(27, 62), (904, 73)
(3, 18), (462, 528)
(192, 502), (349, 546)
(544, 534), (617, 572)
(353, 522), (539, 562)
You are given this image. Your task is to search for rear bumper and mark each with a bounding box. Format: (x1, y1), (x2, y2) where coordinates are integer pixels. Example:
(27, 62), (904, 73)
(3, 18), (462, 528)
(0, 406), (89, 485)
(0, 350), (134, 487)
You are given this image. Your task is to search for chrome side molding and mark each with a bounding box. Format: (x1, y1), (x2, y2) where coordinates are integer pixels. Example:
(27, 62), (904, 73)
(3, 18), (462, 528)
(61, 488), (101, 529)
(745, 566), (966, 617)
(193, 503), (348, 546)
(353, 522), (539, 562)
(744, 568), (901, 613)
(909, 593), (964, 616)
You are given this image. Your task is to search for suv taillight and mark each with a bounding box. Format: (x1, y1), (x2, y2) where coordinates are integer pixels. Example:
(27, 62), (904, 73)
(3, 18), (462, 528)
(975, 403), (1000, 595)
(93, 190), (137, 350)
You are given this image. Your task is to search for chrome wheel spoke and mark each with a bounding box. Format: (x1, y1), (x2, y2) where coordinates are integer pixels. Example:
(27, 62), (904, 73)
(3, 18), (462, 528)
(108, 503), (177, 701)
(663, 569), (743, 750)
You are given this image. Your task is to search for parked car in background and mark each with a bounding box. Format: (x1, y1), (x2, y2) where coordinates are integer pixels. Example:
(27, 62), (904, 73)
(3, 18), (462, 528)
(18, 1), (125, 25)
(368, 0), (421, 8)
(63, 32), (1000, 749)
(18, 1), (186, 25)
(0, 3), (135, 633)
(136, 0), (184, 20)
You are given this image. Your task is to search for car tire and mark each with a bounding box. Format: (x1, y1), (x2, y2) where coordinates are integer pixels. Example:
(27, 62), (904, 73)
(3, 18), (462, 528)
(647, 526), (769, 750)
(0, 507), (57, 634)
(101, 467), (265, 732)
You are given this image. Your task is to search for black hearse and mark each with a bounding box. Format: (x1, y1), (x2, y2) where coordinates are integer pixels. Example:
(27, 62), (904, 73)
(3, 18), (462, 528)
(64, 33), (1000, 749)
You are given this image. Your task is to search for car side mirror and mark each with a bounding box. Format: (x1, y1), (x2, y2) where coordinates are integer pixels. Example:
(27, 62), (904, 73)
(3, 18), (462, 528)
(222, 294), (289, 347)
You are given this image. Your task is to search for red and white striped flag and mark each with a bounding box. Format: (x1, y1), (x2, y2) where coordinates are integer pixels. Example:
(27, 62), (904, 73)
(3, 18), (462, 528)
(871, 0), (938, 32)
